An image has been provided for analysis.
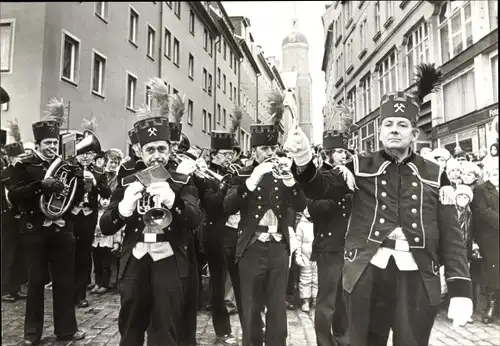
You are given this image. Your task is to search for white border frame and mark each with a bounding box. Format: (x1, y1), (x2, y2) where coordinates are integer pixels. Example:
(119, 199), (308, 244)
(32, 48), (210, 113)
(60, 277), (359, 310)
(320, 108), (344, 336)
(0, 18), (16, 74)
(90, 48), (107, 97)
(59, 29), (81, 85)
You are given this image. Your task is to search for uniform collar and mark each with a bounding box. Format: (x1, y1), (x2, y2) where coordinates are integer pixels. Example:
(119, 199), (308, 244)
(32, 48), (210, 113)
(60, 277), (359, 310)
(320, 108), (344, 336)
(381, 148), (415, 165)
(322, 161), (334, 170)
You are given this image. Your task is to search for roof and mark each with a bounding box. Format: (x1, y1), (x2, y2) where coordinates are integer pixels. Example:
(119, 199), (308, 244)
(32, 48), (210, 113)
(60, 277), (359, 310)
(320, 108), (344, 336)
(282, 31), (308, 46)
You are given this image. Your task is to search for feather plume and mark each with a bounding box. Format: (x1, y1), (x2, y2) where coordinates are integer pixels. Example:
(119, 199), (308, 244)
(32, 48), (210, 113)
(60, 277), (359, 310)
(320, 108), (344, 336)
(267, 90), (285, 127)
(135, 104), (153, 119)
(148, 77), (170, 117)
(169, 94), (185, 123)
(81, 117), (99, 133)
(7, 118), (21, 143)
(413, 63), (442, 102)
(44, 97), (67, 126)
(231, 106), (243, 133)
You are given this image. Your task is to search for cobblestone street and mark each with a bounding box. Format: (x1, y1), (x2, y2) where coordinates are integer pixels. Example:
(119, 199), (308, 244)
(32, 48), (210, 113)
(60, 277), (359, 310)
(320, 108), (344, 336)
(2, 290), (499, 346)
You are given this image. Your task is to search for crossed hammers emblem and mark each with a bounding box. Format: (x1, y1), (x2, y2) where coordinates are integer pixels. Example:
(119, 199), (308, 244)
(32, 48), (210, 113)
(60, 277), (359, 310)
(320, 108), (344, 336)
(394, 103), (405, 113)
(148, 127), (158, 136)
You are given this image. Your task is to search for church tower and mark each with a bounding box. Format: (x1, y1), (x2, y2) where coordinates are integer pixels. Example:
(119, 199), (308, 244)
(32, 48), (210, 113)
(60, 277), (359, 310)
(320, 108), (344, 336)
(281, 3), (313, 140)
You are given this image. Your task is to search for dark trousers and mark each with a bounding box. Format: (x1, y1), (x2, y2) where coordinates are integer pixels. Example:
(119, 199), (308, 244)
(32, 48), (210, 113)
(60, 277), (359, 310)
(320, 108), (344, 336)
(73, 212), (98, 302)
(118, 254), (183, 346)
(92, 245), (113, 288)
(1, 212), (27, 295)
(347, 257), (439, 346)
(205, 225), (243, 337)
(239, 240), (289, 346)
(315, 252), (349, 346)
(286, 251), (301, 305)
(23, 228), (78, 342)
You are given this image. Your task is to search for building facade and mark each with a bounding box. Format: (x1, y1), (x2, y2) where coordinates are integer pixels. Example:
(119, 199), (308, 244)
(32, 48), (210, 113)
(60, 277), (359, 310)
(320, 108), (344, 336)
(321, 0), (498, 154)
(0, 1), (286, 155)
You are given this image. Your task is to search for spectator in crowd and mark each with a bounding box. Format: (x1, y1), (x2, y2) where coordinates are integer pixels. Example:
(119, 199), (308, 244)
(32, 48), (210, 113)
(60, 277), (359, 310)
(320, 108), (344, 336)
(471, 159), (499, 324)
(482, 143), (498, 169)
(432, 147), (451, 169)
(419, 147), (432, 157)
(446, 157), (463, 188)
(461, 161), (483, 190)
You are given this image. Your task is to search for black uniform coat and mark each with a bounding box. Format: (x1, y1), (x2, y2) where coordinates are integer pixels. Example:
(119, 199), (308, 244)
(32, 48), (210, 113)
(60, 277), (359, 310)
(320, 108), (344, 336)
(470, 181), (499, 289)
(223, 161), (307, 261)
(307, 162), (352, 261)
(99, 165), (202, 281)
(202, 162), (232, 229)
(292, 150), (472, 306)
(8, 153), (85, 231)
(74, 164), (111, 212)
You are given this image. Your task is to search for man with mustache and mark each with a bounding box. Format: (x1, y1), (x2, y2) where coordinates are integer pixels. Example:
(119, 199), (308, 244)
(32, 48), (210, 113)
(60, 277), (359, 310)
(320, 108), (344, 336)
(285, 64), (473, 346)
(100, 114), (202, 345)
(8, 101), (86, 345)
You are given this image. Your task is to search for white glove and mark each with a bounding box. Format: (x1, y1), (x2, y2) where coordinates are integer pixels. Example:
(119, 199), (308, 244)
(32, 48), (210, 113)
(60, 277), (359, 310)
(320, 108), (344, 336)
(84, 170), (97, 186)
(118, 181), (144, 217)
(246, 161), (274, 191)
(284, 128), (312, 166)
(177, 159), (197, 176)
(146, 181), (176, 209)
(447, 297), (473, 328)
(472, 242), (479, 251)
(295, 254), (305, 267)
(196, 158), (208, 172)
(279, 157), (296, 187)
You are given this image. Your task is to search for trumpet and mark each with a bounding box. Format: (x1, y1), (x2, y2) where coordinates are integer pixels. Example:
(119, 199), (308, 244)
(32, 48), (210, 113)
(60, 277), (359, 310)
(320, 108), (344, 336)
(170, 152), (229, 182)
(226, 162), (242, 175)
(262, 156), (293, 180)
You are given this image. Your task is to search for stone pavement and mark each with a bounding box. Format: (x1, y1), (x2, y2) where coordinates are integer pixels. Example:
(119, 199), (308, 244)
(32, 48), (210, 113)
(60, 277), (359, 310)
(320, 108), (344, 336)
(2, 290), (499, 346)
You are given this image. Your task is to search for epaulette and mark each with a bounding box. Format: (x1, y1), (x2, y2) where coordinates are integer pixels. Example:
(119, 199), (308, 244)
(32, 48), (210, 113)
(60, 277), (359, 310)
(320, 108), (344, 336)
(168, 170), (191, 184)
(407, 155), (441, 188)
(19, 152), (42, 165)
(121, 158), (139, 171)
(236, 165), (254, 178)
(90, 165), (105, 175)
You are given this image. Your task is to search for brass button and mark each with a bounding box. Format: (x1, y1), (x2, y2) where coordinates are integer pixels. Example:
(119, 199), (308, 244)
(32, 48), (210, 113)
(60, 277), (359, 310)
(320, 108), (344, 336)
(349, 251), (353, 256)
(320, 234), (324, 238)
(257, 187), (261, 191)
(342, 213), (346, 217)
(379, 218), (385, 224)
(374, 231), (380, 236)
(383, 170), (387, 174)
(274, 179), (278, 183)
(276, 196), (279, 199)
(167, 227), (171, 231)
(412, 195), (417, 200)
(274, 187), (278, 191)
(342, 206), (345, 209)
(342, 198), (345, 202)
(411, 208), (417, 214)
(381, 180), (387, 185)
(381, 205), (386, 210)
(414, 237), (420, 243)
(381, 192), (387, 197)
(258, 196), (262, 200)
(338, 201), (341, 205)
(328, 232), (331, 236)
(412, 172), (417, 176)
(412, 223), (417, 228)
(257, 206), (261, 209)
(412, 182), (418, 187)
(255, 214), (259, 219)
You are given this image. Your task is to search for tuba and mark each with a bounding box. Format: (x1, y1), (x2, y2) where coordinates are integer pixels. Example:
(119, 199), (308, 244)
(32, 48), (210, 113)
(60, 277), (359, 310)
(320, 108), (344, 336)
(40, 130), (101, 219)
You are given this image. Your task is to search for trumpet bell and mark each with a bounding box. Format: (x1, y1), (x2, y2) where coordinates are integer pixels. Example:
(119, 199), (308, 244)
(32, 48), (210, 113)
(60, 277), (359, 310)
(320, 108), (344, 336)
(143, 207), (173, 229)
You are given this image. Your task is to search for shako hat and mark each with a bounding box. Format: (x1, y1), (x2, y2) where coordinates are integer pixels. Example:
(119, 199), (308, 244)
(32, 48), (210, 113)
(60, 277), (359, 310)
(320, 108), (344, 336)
(210, 130), (235, 150)
(251, 90), (285, 147)
(133, 105), (170, 146)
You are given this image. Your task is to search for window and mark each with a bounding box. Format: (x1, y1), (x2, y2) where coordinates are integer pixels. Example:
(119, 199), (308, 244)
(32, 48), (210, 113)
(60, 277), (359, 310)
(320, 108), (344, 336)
(385, 1), (394, 22)
(404, 21), (430, 87)
(164, 28), (171, 58)
(223, 109), (227, 128)
(95, 2), (108, 20)
(92, 51), (106, 96)
(359, 19), (367, 52)
(478, 124), (486, 149)
(189, 10), (195, 35)
(208, 74), (213, 95)
(218, 40), (221, 53)
(223, 40), (227, 59)
(334, 15), (341, 40)
(361, 121), (375, 153)
(187, 100), (193, 125)
(335, 52), (343, 81)
(374, 1), (381, 32)
(0, 21), (14, 72)
(61, 32), (80, 83)
(217, 67), (221, 87)
(344, 0), (353, 25)
(491, 54), (498, 103)
(488, 0), (498, 31)
(126, 73), (137, 110)
(147, 25), (155, 58)
(230, 52), (233, 68)
(234, 86), (237, 101)
(347, 87), (357, 123)
(346, 39), (353, 68)
(442, 68), (476, 122)
(378, 50), (398, 99)
(203, 29), (208, 50)
(188, 54), (194, 79)
(359, 74), (372, 120)
(173, 38), (179, 66)
(438, 1), (473, 64)
(209, 36), (213, 57)
(202, 68), (207, 91)
(217, 104), (221, 124)
(230, 82), (233, 99)
(223, 75), (227, 93)
(129, 7), (139, 44)
(202, 109), (207, 132)
(166, 1), (172, 8)
(145, 85), (152, 108)
(173, 2), (181, 18)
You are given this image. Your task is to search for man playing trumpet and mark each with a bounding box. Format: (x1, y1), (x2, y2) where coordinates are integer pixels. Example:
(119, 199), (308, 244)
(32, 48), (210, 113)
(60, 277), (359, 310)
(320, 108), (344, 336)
(100, 113), (202, 345)
(223, 91), (306, 346)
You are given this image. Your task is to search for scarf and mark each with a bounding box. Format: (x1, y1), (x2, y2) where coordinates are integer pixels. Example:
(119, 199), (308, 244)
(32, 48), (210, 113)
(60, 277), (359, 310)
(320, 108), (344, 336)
(457, 206), (472, 245)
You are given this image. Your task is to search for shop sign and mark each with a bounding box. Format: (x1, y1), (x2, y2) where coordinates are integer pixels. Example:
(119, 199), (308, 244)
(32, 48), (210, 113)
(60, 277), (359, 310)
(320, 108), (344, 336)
(433, 103), (498, 138)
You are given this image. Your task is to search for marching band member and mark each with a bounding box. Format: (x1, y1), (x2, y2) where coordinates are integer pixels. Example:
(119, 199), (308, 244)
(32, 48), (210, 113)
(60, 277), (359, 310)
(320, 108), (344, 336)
(308, 129), (350, 346)
(70, 118), (112, 308)
(8, 98), (86, 345)
(203, 127), (243, 346)
(1, 119), (28, 303)
(118, 129), (144, 183)
(224, 91), (306, 346)
(100, 108), (202, 345)
(286, 63), (473, 346)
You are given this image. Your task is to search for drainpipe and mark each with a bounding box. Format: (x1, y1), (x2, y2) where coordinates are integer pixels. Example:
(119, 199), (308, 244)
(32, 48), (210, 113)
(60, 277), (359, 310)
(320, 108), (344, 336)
(256, 73), (261, 123)
(214, 36), (221, 130)
(158, 2), (163, 78)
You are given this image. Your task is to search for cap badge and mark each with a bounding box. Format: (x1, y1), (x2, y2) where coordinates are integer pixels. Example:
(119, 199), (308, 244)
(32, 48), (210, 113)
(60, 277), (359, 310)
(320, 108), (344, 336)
(394, 103), (405, 113)
(49, 126), (56, 132)
(148, 127), (157, 136)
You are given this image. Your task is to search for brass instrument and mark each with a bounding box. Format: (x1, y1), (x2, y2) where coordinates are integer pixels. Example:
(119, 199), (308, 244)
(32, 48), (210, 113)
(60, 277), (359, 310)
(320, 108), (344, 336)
(40, 130), (101, 219)
(134, 164), (173, 228)
(226, 162), (242, 175)
(263, 156), (293, 180)
(170, 152), (229, 182)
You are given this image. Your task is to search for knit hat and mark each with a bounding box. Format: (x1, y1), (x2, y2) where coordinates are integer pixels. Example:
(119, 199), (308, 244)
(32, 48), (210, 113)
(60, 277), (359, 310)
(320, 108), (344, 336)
(455, 184), (473, 203)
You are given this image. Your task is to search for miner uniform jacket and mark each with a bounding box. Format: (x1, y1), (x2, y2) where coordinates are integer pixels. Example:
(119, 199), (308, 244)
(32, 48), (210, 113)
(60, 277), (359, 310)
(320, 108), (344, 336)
(307, 162), (352, 261)
(202, 162), (233, 230)
(73, 164), (112, 213)
(292, 150), (472, 306)
(99, 165), (202, 281)
(223, 162), (307, 260)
